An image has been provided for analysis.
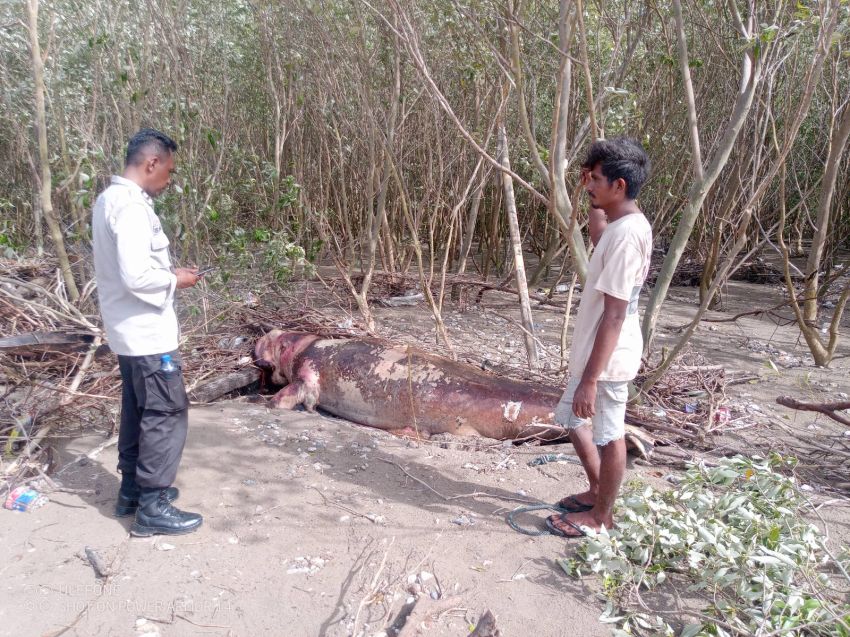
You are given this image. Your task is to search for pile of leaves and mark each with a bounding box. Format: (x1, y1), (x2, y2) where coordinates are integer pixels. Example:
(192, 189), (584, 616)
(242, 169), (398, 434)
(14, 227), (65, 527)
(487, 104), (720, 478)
(563, 454), (850, 636)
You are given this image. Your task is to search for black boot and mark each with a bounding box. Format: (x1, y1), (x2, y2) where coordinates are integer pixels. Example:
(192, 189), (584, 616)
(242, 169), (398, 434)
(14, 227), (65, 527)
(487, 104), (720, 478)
(130, 487), (202, 537)
(114, 472), (179, 517)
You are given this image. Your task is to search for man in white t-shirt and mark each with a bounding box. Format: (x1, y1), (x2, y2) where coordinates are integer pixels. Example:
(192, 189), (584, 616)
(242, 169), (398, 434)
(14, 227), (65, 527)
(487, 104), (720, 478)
(546, 137), (652, 539)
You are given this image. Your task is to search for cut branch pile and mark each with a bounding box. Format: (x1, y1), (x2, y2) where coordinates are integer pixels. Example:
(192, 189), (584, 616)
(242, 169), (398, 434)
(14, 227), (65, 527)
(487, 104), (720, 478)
(338, 270), (571, 313)
(646, 254), (785, 288)
(629, 351), (730, 445)
(0, 258), (265, 494)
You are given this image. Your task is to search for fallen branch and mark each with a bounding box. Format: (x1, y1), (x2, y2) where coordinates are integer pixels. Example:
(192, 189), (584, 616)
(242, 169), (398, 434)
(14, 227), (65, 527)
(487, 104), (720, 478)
(699, 300), (792, 324)
(0, 330), (101, 356)
(396, 597), (459, 637)
(86, 435), (118, 459)
(351, 537), (395, 637)
(188, 367), (261, 403)
(625, 415), (699, 441)
(776, 395), (850, 426)
(3, 336), (102, 477)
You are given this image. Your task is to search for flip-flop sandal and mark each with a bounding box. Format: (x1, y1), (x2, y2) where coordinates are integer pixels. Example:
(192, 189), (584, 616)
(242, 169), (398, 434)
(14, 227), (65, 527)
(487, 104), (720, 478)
(555, 495), (593, 514)
(545, 513), (588, 539)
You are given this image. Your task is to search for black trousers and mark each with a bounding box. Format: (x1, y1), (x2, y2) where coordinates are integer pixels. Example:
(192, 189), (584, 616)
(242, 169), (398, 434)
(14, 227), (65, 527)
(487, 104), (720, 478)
(117, 350), (189, 489)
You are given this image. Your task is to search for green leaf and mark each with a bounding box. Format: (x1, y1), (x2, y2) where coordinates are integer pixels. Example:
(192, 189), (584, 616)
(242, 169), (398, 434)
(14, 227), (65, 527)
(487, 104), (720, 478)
(680, 624), (703, 637)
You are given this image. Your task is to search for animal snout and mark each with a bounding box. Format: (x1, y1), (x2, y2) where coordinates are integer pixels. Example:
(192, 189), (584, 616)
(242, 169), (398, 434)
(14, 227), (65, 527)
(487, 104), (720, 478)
(254, 358), (273, 370)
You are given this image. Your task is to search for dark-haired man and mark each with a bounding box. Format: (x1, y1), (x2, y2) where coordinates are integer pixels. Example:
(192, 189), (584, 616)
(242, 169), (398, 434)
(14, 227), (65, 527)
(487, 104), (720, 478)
(92, 128), (203, 536)
(547, 137), (652, 538)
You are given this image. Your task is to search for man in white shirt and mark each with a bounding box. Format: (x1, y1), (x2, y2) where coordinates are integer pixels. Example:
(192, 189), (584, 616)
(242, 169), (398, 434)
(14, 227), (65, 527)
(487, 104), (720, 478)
(92, 128), (203, 536)
(546, 137), (652, 538)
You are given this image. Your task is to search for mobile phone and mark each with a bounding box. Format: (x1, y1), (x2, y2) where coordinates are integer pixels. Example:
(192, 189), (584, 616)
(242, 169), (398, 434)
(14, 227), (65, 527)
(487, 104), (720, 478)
(197, 265), (217, 277)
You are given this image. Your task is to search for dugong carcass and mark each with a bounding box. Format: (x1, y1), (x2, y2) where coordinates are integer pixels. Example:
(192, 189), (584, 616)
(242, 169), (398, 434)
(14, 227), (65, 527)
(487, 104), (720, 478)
(253, 330), (653, 455)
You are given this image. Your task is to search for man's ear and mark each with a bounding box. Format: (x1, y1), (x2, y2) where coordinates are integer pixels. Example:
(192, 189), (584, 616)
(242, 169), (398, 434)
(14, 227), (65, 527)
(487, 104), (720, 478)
(616, 177), (627, 196)
(145, 155), (159, 174)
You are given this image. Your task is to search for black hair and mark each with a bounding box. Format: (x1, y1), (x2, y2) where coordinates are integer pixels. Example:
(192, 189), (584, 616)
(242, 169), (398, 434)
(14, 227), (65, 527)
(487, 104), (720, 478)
(124, 128), (178, 167)
(581, 137), (650, 199)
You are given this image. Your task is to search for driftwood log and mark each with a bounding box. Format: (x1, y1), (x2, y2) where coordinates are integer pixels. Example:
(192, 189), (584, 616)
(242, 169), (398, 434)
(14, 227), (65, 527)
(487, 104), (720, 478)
(188, 367), (261, 403)
(776, 395), (850, 426)
(0, 330), (107, 357)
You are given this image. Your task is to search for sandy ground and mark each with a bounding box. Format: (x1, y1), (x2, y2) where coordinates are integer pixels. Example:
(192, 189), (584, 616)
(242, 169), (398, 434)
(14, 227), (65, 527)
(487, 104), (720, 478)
(2, 403), (621, 637)
(2, 280), (849, 637)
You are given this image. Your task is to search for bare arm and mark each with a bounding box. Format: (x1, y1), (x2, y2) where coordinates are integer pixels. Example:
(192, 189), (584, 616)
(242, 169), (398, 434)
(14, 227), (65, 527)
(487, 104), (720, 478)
(588, 207), (608, 246)
(572, 294), (628, 418)
(580, 167), (608, 246)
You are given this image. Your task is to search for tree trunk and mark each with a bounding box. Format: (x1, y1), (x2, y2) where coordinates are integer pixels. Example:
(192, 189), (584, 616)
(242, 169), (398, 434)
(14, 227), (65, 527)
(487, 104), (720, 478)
(32, 186), (44, 256)
(527, 231), (564, 287)
(548, 0), (588, 282)
(642, 208), (753, 392)
(642, 5), (760, 350)
(498, 122), (537, 369)
(802, 102), (850, 325)
(509, 0), (588, 282)
(457, 169), (485, 276)
(25, 0), (80, 301)
(776, 164), (849, 367)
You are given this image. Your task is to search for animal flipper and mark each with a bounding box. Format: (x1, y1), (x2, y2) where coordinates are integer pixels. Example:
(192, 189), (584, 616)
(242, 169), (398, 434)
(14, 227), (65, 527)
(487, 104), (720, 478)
(271, 382), (306, 409)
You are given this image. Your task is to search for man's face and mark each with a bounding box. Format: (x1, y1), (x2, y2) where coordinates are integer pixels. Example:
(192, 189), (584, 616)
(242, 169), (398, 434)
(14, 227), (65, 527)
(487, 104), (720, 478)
(143, 152), (175, 198)
(585, 163), (623, 210)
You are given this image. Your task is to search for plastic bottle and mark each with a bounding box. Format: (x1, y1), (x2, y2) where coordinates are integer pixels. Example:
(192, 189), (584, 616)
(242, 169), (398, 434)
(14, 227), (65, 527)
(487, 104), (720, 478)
(160, 354), (176, 373)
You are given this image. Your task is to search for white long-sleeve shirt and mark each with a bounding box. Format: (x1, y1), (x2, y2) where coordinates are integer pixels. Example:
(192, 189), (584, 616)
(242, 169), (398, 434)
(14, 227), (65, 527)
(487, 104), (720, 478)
(92, 176), (178, 356)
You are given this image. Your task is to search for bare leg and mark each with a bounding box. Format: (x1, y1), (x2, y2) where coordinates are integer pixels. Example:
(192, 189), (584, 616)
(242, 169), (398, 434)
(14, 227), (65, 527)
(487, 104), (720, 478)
(588, 437), (626, 526)
(566, 425), (601, 504)
(549, 436), (627, 534)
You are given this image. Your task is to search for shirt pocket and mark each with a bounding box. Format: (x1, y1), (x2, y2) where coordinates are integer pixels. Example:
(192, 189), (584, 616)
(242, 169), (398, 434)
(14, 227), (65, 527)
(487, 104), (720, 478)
(150, 232), (172, 269)
(151, 232), (170, 251)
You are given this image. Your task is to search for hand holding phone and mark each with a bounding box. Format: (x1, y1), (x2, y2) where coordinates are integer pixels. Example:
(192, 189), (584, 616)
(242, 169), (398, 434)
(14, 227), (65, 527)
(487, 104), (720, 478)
(196, 265), (217, 277)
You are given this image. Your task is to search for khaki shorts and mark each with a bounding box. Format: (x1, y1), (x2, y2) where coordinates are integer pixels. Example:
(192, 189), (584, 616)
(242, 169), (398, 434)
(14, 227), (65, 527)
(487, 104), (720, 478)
(554, 377), (628, 446)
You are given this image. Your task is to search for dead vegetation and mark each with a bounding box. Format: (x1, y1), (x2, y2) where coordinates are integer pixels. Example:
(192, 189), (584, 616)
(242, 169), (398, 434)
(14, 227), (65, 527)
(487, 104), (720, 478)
(0, 257), (817, 496)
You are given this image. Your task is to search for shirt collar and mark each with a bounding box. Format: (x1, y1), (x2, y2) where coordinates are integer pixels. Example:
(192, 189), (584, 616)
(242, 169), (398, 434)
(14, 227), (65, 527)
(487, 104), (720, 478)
(110, 175), (154, 207)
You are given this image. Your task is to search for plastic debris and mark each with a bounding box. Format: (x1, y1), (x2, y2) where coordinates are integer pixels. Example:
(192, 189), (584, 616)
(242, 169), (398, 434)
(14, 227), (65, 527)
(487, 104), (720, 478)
(714, 406), (731, 425)
(4, 486), (48, 512)
(528, 453), (580, 466)
(286, 556), (326, 575)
